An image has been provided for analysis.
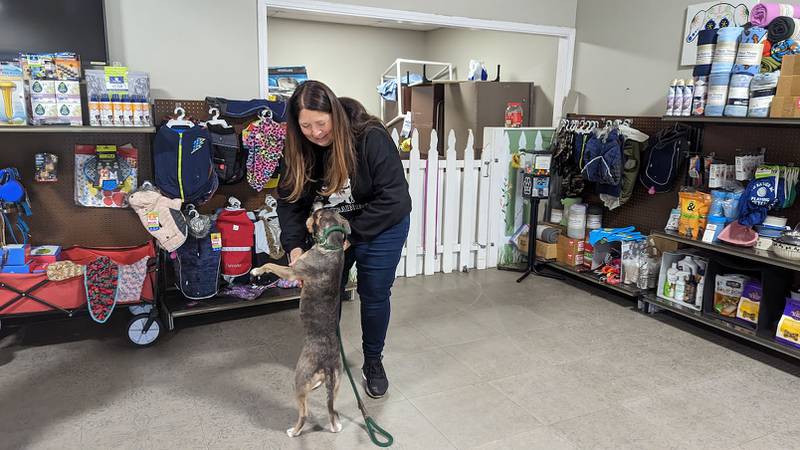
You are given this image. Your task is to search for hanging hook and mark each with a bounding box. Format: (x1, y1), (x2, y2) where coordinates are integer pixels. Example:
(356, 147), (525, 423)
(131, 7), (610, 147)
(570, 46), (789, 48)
(208, 107), (220, 121)
(174, 106), (186, 120)
(259, 108), (273, 120)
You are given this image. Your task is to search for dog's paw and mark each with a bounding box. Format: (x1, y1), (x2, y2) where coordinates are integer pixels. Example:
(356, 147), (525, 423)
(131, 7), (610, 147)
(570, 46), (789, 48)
(250, 268), (263, 277)
(329, 421), (342, 433)
(286, 426), (302, 438)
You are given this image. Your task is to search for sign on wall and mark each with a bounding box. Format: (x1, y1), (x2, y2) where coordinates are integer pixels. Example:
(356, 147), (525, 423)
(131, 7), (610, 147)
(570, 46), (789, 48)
(681, 1), (756, 66)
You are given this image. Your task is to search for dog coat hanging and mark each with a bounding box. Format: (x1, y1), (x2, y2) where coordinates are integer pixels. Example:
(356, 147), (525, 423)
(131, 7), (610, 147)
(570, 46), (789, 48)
(85, 256), (119, 323)
(244, 114), (285, 192)
(216, 197), (255, 277)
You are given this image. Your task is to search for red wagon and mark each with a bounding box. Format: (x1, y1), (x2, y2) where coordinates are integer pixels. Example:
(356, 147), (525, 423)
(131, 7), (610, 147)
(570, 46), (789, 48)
(0, 241), (163, 346)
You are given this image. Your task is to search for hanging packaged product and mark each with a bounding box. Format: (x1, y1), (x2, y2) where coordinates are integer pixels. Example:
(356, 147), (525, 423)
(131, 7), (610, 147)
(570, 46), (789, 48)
(734, 149), (765, 181)
(34, 153), (58, 183)
(776, 298), (800, 349)
(504, 102), (523, 128)
(0, 61), (28, 126)
(74, 144), (138, 208)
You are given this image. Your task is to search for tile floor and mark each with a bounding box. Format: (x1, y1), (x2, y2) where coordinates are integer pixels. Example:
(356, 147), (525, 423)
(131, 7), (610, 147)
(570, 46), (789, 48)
(1, 269), (799, 449)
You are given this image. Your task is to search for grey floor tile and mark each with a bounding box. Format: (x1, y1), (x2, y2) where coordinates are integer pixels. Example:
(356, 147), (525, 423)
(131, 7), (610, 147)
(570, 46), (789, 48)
(382, 348), (480, 399)
(412, 311), (499, 347)
(552, 407), (676, 450)
(470, 427), (577, 450)
(489, 368), (609, 425)
(736, 429), (800, 450)
(411, 383), (541, 449)
(442, 334), (550, 381)
(465, 303), (559, 336)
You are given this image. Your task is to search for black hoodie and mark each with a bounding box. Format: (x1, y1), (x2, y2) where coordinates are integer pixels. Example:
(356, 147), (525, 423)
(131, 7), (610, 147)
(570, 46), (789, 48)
(277, 126), (411, 252)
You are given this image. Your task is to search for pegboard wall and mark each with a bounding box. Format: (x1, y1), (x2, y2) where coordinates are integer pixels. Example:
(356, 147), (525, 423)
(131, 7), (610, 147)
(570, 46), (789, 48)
(1, 131), (152, 247)
(565, 114), (676, 234)
(153, 99), (276, 213)
(564, 114), (800, 234)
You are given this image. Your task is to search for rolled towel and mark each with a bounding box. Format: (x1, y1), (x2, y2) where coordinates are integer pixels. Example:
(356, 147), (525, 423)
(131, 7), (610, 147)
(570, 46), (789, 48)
(693, 29), (718, 77)
(768, 16), (800, 42)
(706, 72), (732, 116)
(733, 27), (768, 75)
(748, 71), (780, 117)
(712, 27), (744, 74)
(751, 3), (798, 27)
(724, 73), (753, 117)
(692, 76), (709, 115)
(761, 38), (800, 72)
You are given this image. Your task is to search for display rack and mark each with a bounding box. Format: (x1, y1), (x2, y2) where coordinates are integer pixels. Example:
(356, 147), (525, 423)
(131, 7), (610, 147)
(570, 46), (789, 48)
(641, 293), (800, 360)
(662, 115), (800, 127)
(548, 261), (642, 297)
(0, 126), (156, 134)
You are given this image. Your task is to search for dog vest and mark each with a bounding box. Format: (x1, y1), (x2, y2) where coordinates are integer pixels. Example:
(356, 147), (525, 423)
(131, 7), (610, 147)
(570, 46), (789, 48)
(216, 206), (254, 277)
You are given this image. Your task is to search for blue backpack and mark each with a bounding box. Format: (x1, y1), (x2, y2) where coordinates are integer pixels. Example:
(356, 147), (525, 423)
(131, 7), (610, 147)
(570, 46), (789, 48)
(639, 124), (691, 194)
(153, 125), (217, 204)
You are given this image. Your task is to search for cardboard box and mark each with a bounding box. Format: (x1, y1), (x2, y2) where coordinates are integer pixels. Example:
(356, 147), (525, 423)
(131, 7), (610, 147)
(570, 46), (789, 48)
(31, 245), (62, 263)
(55, 80), (80, 99)
(1, 264), (31, 274)
(771, 96), (800, 118)
(557, 234), (584, 266)
(3, 244), (30, 265)
(56, 100), (83, 126)
(516, 234), (558, 260)
(30, 79), (56, 96)
(783, 54), (800, 76)
(776, 75), (800, 98)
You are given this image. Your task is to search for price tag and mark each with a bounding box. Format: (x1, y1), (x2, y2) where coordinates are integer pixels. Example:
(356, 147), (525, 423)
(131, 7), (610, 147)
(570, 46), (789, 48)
(211, 233), (222, 251)
(146, 211), (160, 231)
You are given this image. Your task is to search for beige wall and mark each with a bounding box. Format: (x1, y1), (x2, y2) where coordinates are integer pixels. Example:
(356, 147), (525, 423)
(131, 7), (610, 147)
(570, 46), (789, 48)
(571, 0), (695, 116)
(424, 28), (558, 125)
(267, 18), (427, 116)
(104, 0), (577, 102)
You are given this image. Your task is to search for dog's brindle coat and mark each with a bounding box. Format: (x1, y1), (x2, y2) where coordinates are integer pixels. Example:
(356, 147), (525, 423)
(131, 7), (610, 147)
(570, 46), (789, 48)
(250, 208), (350, 437)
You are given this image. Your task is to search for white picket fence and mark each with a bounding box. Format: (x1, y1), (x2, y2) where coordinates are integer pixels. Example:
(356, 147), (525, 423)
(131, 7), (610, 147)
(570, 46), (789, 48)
(391, 128), (493, 277)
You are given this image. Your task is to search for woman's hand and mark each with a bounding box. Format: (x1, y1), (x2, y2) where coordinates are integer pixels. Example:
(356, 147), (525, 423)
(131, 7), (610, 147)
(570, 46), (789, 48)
(289, 247), (304, 267)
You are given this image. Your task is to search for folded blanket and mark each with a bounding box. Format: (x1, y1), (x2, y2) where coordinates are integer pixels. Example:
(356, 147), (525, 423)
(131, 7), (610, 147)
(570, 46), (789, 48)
(725, 73), (754, 117)
(749, 72), (781, 117)
(761, 38), (800, 72)
(712, 27), (744, 74)
(768, 16), (800, 42)
(734, 27), (768, 75)
(693, 29), (718, 77)
(707, 72), (732, 116)
(751, 3), (799, 27)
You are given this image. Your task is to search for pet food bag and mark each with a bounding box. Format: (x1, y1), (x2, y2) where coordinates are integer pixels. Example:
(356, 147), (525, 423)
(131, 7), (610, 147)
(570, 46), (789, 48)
(776, 298), (800, 350)
(736, 279), (762, 326)
(714, 274), (749, 317)
(678, 191), (711, 239)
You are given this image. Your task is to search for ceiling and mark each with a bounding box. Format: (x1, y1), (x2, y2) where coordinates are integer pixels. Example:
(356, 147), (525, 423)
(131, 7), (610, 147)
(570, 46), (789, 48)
(267, 8), (442, 31)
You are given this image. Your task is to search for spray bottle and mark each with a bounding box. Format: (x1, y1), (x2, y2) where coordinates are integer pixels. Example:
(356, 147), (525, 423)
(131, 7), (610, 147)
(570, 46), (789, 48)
(682, 79), (694, 117)
(666, 79), (679, 116)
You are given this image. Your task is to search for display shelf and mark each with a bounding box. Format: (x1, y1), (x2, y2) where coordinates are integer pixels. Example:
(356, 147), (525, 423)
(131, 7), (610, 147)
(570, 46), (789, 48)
(547, 261), (642, 297)
(641, 293), (800, 361)
(661, 116), (800, 127)
(0, 126), (156, 134)
(162, 285), (356, 330)
(652, 231), (800, 272)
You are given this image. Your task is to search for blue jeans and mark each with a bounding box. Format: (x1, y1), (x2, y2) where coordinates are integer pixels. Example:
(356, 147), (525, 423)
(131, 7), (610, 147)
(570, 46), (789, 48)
(341, 216), (410, 359)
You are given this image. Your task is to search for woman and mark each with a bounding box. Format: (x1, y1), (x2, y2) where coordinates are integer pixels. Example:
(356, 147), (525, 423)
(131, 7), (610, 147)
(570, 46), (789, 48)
(277, 81), (411, 398)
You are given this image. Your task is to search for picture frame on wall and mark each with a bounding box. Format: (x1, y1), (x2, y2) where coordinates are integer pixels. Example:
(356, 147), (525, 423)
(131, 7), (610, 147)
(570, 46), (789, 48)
(681, 1), (757, 66)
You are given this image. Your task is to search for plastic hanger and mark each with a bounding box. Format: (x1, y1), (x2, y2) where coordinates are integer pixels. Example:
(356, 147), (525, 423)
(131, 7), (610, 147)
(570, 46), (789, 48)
(166, 107), (195, 128)
(226, 196), (243, 210)
(204, 107), (231, 128)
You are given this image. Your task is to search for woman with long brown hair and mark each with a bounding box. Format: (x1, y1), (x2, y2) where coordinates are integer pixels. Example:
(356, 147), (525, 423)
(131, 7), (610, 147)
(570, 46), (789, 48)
(277, 80), (411, 398)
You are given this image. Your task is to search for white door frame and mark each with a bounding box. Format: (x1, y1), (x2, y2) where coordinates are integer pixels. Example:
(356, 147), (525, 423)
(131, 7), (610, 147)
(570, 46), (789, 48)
(257, 0), (575, 126)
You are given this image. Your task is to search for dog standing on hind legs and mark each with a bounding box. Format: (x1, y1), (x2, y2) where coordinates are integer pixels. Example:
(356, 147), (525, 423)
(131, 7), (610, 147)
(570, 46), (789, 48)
(251, 208), (350, 437)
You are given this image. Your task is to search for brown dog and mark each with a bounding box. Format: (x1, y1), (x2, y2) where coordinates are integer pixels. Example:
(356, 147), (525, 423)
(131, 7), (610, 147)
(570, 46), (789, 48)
(251, 208), (350, 437)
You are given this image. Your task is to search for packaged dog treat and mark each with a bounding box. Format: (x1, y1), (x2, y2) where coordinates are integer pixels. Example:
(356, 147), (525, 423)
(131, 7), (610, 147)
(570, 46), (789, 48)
(715, 274), (749, 318)
(736, 279), (762, 326)
(776, 298), (800, 350)
(679, 191), (711, 239)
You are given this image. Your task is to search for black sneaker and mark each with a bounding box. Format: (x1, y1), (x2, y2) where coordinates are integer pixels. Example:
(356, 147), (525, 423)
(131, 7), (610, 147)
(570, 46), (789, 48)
(362, 357), (388, 398)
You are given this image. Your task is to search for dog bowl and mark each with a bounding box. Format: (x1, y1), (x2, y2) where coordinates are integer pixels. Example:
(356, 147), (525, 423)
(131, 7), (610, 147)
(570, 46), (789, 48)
(772, 241), (800, 261)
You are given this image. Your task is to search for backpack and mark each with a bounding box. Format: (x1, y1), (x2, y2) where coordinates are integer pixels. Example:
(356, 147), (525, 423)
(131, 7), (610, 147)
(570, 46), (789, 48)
(153, 125), (216, 203)
(639, 124), (691, 194)
(208, 123), (246, 184)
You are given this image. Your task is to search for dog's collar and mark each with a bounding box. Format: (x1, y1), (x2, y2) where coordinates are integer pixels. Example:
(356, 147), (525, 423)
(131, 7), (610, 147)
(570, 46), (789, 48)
(315, 225), (347, 251)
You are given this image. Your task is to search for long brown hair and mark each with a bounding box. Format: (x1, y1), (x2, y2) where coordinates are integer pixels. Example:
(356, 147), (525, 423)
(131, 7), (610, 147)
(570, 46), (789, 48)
(338, 96), (386, 140)
(282, 81), (356, 203)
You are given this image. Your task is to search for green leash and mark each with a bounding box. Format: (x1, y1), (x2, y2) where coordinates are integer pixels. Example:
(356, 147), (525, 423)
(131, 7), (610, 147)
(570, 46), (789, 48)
(338, 328), (394, 447)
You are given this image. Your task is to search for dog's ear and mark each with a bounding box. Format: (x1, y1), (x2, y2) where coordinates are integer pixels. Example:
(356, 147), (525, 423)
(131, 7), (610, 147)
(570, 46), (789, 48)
(340, 216), (351, 235)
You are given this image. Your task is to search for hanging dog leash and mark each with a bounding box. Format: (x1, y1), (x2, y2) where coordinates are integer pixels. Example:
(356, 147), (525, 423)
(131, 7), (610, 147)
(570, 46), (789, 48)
(338, 328), (394, 447)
